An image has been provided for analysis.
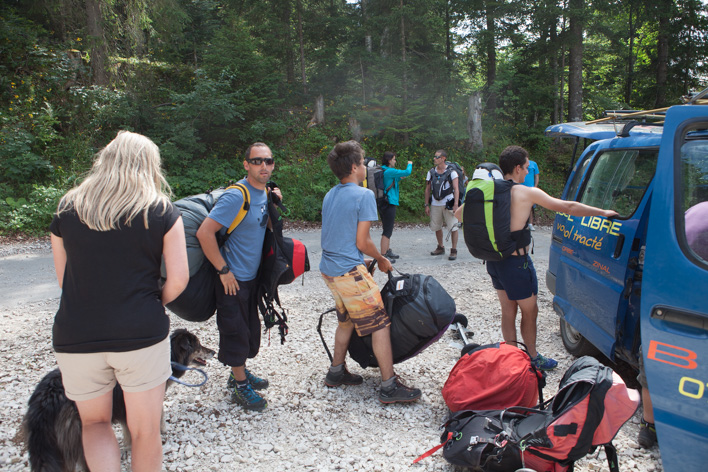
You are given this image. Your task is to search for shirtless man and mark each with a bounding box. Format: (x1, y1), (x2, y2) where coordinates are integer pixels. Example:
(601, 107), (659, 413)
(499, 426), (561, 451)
(456, 146), (618, 370)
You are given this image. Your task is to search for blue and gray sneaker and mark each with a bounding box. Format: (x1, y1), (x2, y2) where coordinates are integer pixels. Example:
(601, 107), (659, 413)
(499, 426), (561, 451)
(231, 383), (267, 411)
(532, 353), (558, 371)
(227, 369), (269, 390)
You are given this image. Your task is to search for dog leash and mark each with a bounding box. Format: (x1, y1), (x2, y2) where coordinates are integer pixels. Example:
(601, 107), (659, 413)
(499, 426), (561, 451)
(169, 362), (208, 387)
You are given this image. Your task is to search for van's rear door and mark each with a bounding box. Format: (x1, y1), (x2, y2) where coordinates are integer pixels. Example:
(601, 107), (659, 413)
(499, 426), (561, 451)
(549, 135), (659, 359)
(641, 105), (708, 471)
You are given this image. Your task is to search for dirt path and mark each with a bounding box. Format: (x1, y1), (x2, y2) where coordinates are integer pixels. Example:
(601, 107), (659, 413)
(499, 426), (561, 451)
(0, 226), (662, 471)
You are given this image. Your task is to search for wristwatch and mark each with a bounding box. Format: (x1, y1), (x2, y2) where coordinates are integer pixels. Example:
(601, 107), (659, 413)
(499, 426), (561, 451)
(217, 265), (230, 275)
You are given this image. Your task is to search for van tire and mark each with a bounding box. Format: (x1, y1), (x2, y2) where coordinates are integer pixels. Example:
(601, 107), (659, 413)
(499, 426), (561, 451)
(559, 318), (600, 357)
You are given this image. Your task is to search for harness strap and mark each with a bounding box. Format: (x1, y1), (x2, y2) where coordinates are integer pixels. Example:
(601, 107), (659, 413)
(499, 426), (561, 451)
(317, 308), (338, 364)
(168, 362), (208, 387)
(412, 432), (453, 464)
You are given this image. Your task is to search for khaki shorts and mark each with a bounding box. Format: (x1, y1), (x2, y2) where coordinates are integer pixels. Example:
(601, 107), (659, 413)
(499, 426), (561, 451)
(322, 265), (390, 336)
(429, 204), (459, 232)
(55, 336), (171, 402)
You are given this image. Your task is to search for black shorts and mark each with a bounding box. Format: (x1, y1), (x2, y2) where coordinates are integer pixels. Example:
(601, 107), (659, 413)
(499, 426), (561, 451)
(215, 277), (261, 367)
(379, 203), (397, 238)
(486, 255), (538, 301)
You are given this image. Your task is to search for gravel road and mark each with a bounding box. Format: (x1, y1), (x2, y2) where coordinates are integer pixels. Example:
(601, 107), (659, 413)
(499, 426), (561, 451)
(0, 225), (663, 471)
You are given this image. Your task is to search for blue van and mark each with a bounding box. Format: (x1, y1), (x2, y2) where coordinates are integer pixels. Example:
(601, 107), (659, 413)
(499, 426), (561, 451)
(545, 96), (708, 472)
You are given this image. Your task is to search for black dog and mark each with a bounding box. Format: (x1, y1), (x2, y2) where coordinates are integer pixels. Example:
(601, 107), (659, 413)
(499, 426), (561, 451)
(23, 329), (215, 472)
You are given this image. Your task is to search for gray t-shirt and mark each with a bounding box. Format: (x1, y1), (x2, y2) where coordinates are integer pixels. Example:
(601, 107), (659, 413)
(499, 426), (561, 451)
(320, 183), (378, 277)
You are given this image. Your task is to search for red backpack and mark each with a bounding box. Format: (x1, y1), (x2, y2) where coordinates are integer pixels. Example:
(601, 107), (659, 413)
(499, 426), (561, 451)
(442, 342), (545, 412)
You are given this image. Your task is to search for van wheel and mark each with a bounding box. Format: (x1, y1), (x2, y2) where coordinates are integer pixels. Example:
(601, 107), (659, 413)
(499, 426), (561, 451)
(559, 318), (600, 357)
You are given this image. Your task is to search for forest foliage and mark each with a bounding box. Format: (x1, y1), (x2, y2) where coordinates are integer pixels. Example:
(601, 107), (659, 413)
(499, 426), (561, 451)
(1, 0), (707, 233)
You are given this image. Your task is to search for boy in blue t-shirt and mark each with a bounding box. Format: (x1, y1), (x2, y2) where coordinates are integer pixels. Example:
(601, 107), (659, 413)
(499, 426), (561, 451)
(320, 140), (421, 404)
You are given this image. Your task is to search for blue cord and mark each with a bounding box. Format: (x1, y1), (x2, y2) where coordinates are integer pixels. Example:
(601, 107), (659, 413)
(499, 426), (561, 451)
(168, 361), (208, 387)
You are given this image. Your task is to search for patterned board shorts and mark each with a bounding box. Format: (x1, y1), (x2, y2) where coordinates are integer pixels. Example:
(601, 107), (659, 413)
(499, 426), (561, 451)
(322, 264), (390, 336)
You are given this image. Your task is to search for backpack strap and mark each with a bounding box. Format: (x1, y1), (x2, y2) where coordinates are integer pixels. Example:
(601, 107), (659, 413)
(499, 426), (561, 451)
(223, 182), (250, 237)
(316, 308), (338, 363)
(412, 432), (453, 464)
(604, 443), (619, 472)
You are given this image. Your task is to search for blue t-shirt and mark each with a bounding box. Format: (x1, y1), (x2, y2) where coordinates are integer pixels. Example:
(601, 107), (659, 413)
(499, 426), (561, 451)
(207, 179), (268, 281)
(523, 160), (539, 188)
(320, 183), (379, 277)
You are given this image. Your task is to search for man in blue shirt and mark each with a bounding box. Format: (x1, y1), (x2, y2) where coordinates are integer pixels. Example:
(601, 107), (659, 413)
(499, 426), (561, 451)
(321, 140), (421, 404)
(197, 143), (278, 411)
(522, 160), (540, 230)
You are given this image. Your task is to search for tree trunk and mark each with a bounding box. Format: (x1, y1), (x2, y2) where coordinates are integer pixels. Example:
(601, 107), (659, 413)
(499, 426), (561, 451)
(485, 3), (497, 114)
(308, 95), (325, 127)
(624, 4), (635, 106)
(362, 0), (372, 53)
(567, 0), (584, 122)
(655, 0), (670, 108)
(400, 0), (409, 145)
(467, 92), (483, 153)
(551, 19), (560, 124)
(445, 0), (451, 61)
(283, 1), (295, 85)
(349, 117), (362, 142)
(297, 0), (307, 94)
(84, 0), (109, 85)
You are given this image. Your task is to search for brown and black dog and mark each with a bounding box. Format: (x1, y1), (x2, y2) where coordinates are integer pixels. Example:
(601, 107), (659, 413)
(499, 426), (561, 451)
(23, 329), (214, 472)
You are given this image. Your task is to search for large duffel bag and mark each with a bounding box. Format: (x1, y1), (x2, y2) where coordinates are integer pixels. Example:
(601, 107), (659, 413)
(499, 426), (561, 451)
(317, 270), (457, 368)
(442, 342), (545, 412)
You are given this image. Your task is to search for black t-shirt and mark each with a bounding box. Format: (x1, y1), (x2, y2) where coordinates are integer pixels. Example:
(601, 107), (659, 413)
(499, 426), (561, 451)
(49, 202), (181, 353)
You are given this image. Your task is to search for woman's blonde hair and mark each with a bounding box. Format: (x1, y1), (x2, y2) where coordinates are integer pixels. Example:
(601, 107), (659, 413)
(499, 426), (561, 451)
(58, 131), (172, 231)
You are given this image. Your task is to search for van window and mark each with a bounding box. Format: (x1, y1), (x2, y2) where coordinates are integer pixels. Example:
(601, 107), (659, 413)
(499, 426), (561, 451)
(679, 127), (708, 264)
(579, 149), (658, 217)
(566, 150), (593, 200)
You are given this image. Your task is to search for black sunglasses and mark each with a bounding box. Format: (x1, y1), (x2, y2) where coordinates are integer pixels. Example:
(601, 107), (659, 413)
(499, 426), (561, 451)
(248, 157), (275, 165)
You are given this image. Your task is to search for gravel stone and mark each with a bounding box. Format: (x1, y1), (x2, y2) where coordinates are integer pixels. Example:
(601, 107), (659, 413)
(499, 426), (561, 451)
(0, 227), (663, 471)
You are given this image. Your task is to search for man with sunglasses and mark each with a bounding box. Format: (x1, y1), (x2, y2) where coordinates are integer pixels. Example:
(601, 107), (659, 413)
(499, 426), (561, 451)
(197, 142), (279, 411)
(424, 150), (460, 260)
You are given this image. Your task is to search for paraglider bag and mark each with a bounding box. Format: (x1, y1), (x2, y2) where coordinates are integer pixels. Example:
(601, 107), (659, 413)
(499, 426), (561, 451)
(347, 272), (456, 368)
(166, 259), (217, 322)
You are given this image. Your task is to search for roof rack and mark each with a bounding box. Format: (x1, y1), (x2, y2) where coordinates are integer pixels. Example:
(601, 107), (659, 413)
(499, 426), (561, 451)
(586, 87), (708, 125)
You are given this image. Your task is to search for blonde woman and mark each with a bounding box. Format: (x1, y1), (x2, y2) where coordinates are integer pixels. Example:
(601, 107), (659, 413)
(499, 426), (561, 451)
(49, 131), (188, 471)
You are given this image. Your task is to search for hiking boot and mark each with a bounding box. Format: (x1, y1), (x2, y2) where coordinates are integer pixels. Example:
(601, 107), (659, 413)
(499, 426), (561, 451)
(448, 249), (458, 261)
(384, 249), (400, 259)
(325, 366), (364, 387)
(430, 245), (445, 256)
(231, 383), (268, 411)
(532, 353), (558, 371)
(379, 376), (422, 404)
(637, 419), (657, 448)
(227, 370), (269, 390)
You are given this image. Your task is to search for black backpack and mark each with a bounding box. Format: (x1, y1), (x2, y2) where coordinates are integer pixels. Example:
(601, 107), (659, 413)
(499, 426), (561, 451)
(255, 188), (310, 344)
(462, 163), (530, 261)
(366, 161), (394, 207)
(429, 162), (465, 208)
(317, 270), (457, 368)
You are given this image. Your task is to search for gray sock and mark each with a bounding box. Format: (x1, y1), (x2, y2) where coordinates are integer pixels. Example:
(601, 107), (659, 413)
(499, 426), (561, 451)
(329, 363), (344, 373)
(381, 375), (397, 389)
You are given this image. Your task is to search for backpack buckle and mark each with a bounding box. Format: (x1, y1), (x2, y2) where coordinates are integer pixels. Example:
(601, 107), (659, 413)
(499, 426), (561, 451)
(469, 435), (480, 445)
